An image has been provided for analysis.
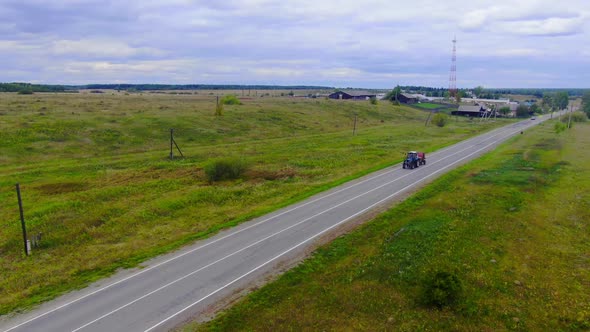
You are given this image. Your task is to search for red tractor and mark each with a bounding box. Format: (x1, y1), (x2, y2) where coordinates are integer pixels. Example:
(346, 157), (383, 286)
(402, 151), (426, 169)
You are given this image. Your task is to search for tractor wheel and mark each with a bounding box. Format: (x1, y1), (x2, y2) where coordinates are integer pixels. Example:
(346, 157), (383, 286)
(403, 164), (406, 169)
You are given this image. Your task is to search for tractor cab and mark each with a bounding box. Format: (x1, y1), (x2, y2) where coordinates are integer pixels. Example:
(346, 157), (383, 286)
(402, 151), (426, 169)
(406, 151), (418, 160)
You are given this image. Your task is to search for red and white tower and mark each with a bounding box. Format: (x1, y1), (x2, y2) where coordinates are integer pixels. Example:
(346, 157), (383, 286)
(449, 36), (457, 98)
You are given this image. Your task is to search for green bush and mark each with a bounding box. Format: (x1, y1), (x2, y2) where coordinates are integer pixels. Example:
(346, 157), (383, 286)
(18, 89), (33, 95)
(566, 111), (588, 123)
(221, 95), (242, 105)
(423, 271), (462, 308)
(369, 96), (378, 105)
(204, 158), (248, 182)
(554, 121), (567, 133)
(215, 102), (224, 116)
(432, 113), (448, 127)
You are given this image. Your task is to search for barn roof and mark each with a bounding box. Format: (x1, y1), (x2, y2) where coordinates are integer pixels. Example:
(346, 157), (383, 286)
(457, 105), (484, 112)
(400, 93), (418, 99)
(334, 90), (376, 97)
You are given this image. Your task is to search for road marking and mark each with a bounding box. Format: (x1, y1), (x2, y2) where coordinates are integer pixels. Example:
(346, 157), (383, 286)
(1, 119), (539, 332)
(143, 126), (526, 332)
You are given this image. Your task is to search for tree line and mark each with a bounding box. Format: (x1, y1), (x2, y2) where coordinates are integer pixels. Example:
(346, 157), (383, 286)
(83, 84), (334, 91)
(0, 83), (335, 93)
(0, 83), (68, 93)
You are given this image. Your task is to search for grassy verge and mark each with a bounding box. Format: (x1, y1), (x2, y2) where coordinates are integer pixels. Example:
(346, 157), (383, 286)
(0, 92), (512, 315)
(413, 102), (445, 110)
(194, 121), (590, 331)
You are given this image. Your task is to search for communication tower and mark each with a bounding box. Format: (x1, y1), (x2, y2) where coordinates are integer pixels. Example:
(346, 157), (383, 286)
(449, 36), (457, 98)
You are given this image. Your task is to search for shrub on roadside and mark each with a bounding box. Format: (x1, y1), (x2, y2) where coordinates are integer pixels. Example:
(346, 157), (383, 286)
(432, 113), (448, 127)
(554, 121), (567, 133)
(572, 112), (588, 122)
(221, 95), (242, 105)
(423, 271), (463, 308)
(204, 158), (248, 182)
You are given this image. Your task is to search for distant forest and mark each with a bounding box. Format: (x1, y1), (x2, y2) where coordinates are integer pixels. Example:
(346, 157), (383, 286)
(1, 82), (587, 97)
(400, 85), (588, 98)
(0, 83), (333, 93)
(0, 82), (68, 93)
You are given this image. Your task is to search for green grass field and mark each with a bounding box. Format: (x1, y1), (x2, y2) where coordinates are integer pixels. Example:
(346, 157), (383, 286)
(413, 102), (444, 110)
(194, 121), (590, 331)
(0, 92), (511, 315)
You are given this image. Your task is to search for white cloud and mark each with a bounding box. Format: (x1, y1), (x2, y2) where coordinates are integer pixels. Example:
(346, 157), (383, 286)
(459, 9), (494, 31)
(51, 39), (166, 58)
(0, 40), (41, 53)
(464, 47), (540, 57)
(499, 17), (584, 36)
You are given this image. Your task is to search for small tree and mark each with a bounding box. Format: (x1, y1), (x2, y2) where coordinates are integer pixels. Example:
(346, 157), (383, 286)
(581, 91), (590, 117)
(499, 106), (511, 117)
(455, 90), (463, 103)
(385, 85), (402, 103)
(473, 86), (484, 98)
(515, 104), (530, 118)
(432, 113), (448, 127)
(369, 96), (377, 105)
(554, 91), (569, 110)
(542, 92), (553, 112)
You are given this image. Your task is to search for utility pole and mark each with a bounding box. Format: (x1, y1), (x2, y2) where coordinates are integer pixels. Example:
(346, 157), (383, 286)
(169, 128), (184, 159)
(170, 128), (174, 159)
(16, 183), (29, 256)
(425, 110), (433, 126)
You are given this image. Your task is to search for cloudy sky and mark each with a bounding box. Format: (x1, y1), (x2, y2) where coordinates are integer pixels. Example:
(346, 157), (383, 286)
(1, 0), (589, 88)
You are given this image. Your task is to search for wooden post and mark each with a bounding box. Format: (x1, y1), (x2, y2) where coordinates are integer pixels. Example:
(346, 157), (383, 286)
(425, 110), (433, 126)
(16, 183), (29, 256)
(170, 128), (174, 160)
(353, 114), (357, 136)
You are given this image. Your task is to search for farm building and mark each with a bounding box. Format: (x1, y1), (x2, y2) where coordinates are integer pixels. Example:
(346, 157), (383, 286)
(452, 105), (487, 117)
(328, 90), (377, 100)
(397, 93), (419, 104)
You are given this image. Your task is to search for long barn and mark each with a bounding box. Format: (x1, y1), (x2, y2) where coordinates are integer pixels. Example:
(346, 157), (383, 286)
(328, 90), (376, 100)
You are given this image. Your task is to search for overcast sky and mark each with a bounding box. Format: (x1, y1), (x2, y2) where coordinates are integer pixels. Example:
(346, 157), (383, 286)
(1, 0), (589, 88)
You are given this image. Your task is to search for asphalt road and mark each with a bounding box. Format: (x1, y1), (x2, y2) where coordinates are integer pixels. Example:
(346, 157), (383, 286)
(0, 114), (559, 332)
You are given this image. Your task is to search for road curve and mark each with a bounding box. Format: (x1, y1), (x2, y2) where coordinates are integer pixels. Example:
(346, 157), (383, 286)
(0, 114), (560, 332)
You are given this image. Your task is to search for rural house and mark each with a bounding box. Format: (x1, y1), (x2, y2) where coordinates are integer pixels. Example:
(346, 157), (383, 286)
(328, 90), (377, 100)
(397, 93), (419, 104)
(452, 105), (487, 117)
